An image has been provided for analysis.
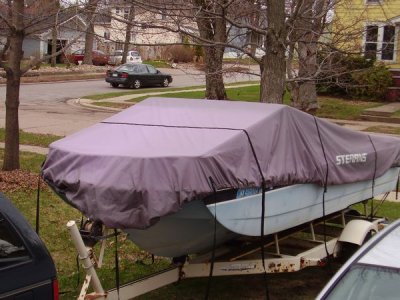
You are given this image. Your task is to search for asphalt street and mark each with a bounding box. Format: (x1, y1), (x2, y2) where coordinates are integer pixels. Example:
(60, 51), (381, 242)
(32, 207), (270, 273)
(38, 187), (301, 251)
(0, 66), (259, 135)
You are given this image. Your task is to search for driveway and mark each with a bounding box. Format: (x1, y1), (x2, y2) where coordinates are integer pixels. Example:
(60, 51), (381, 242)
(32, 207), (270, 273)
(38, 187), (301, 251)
(0, 66), (260, 136)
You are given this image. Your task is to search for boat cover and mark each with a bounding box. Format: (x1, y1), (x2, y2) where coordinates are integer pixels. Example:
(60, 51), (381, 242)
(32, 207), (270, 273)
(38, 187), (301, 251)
(42, 98), (400, 229)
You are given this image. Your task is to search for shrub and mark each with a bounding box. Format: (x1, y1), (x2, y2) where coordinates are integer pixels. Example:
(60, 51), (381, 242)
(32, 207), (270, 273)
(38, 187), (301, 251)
(317, 53), (392, 100)
(349, 64), (393, 100)
(163, 45), (194, 63)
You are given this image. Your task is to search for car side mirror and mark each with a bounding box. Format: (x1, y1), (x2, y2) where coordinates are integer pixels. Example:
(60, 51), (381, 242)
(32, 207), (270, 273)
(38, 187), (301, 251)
(157, 70), (160, 74)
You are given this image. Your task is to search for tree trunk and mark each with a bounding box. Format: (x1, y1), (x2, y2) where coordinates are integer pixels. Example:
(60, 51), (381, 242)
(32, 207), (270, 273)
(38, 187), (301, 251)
(291, 41), (319, 112)
(260, 0), (286, 103)
(51, 26), (57, 67)
(204, 46), (226, 99)
(83, 0), (97, 65)
(289, 0), (328, 112)
(122, 5), (135, 64)
(195, 0), (227, 100)
(3, 1), (24, 171)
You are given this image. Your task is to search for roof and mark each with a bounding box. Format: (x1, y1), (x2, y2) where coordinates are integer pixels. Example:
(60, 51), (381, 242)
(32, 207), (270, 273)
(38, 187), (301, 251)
(358, 220), (400, 268)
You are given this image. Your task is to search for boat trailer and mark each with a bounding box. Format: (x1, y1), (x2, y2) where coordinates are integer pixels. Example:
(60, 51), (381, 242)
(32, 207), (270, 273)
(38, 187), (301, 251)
(67, 210), (386, 300)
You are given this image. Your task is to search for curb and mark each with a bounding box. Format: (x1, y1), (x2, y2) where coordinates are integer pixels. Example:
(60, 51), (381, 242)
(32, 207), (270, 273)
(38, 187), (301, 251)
(67, 98), (123, 112)
(0, 73), (105, 85)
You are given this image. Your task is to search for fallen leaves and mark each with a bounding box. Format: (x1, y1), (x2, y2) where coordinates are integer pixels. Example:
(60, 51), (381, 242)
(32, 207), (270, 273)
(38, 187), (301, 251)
(0, 170), (48, 192)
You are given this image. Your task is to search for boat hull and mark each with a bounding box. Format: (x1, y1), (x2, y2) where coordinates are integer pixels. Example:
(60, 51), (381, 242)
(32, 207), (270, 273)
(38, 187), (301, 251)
(126, 167), (399, 257)
(124, 200), (237, 258)
(207, 168), (400, 236)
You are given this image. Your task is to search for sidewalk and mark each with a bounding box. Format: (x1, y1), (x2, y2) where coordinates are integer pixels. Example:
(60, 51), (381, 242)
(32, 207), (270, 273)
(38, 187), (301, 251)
(0, 142), (48, 155)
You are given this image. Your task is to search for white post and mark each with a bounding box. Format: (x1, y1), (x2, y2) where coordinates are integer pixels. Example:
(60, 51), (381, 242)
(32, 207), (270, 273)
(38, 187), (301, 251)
(67, 220), (106, 299)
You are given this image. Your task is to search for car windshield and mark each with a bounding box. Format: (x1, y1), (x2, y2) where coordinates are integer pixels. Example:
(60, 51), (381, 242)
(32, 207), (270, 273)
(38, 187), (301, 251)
(324, 264), (400, 300)
(129, 51), (140, 57)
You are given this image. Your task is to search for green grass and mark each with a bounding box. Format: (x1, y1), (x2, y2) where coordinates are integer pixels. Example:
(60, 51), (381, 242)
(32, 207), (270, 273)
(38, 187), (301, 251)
(127, 84), (271, 103)
(124, 86), (374, 121)
(0, 149), (46, 172)
(391, 110), (400, 118)
(316, 98), (382, 120)
(96, 101), (134, 109)
(351, 200), (400, 221)
(85, 85), (205, 100)
(143, 60), (171, 68)
(0, 129), (62, 147)
(85, 81), (260, 100)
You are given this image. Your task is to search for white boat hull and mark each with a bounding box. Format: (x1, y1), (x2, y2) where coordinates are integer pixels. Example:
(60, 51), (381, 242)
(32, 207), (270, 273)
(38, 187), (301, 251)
(126, 168), (399, 257)
(207, 168), (400, 236)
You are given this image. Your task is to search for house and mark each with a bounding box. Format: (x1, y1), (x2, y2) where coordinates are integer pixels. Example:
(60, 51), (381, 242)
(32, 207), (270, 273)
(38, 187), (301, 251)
(334, 0), (400, 67)
(94, 1), (186, 59)
(22, 13), (87, 62)
(334, 0), (400, 100)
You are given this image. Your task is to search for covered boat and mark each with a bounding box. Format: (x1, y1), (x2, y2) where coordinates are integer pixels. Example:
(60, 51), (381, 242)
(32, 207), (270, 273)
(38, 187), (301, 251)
(42, 98), (400, 257)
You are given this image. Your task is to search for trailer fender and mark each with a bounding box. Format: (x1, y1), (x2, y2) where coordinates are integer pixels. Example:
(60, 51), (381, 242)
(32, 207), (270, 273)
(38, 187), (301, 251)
(338, 219), (378, 246)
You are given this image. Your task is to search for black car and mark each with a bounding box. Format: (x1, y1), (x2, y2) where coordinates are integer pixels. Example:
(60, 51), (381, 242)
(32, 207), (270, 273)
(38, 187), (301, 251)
(0, 193), (58, 299)
(105, 63), (173, 89)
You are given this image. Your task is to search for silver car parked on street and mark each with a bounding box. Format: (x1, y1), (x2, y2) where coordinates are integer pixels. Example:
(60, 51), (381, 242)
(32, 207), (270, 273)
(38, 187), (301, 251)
(108, 50), (142, 65)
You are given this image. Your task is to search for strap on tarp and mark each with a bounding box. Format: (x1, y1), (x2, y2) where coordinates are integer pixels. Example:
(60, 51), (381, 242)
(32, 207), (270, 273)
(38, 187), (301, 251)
(368, 135), (378, 220)
(241, 130), (270, 300)
(205, 176), (218, 300)
(314, 117), (330, 259)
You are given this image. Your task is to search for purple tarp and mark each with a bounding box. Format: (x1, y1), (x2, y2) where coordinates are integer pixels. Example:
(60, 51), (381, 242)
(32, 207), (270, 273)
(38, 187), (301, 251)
(42, 98), (400, 229)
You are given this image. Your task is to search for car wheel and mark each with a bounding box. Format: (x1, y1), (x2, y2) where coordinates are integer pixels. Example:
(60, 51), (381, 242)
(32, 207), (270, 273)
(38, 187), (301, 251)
(162, 78), (169, 87)
(111, 83), (119, 88)
(132, 79), (141, 89)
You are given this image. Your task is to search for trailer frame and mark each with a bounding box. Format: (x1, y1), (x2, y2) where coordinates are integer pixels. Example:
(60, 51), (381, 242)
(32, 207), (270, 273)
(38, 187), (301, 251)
(67, 210), (386, 300)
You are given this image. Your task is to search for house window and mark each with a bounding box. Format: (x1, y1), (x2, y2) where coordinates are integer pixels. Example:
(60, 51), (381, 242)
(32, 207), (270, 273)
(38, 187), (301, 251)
(115, 7), (120, 14)
(124, 8), (129, 20)
(365, 25), (378, 59)
(382, 26), (395, 60)
(366, 0), (381, 4)
(115, 42), (124, 50)
(104, 29), (110, 39)
(364, 24), (396, 61)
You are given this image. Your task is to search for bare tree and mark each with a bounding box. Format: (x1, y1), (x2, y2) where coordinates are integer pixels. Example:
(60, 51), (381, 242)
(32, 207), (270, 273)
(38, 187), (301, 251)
(122, 3), (135, 64)
(286, 0), (332, 112)
(102, 0), (339, 106)
(194, 0), (227, 99)
(259, 0), (287, 103)
(0, 0), (87, 170)
(83, 0), (99, 64)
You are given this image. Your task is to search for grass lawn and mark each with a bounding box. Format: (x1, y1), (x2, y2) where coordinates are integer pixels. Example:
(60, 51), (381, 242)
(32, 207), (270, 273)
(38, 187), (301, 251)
(124, 85), (381, 121)
(0, 128), (62, 147)
(391, 110), (400, 118)
(142, 60), (171, 68)
(85, 81), (259, 100)
(316, 98), (381, 120)
(2, 149), (400, 299)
